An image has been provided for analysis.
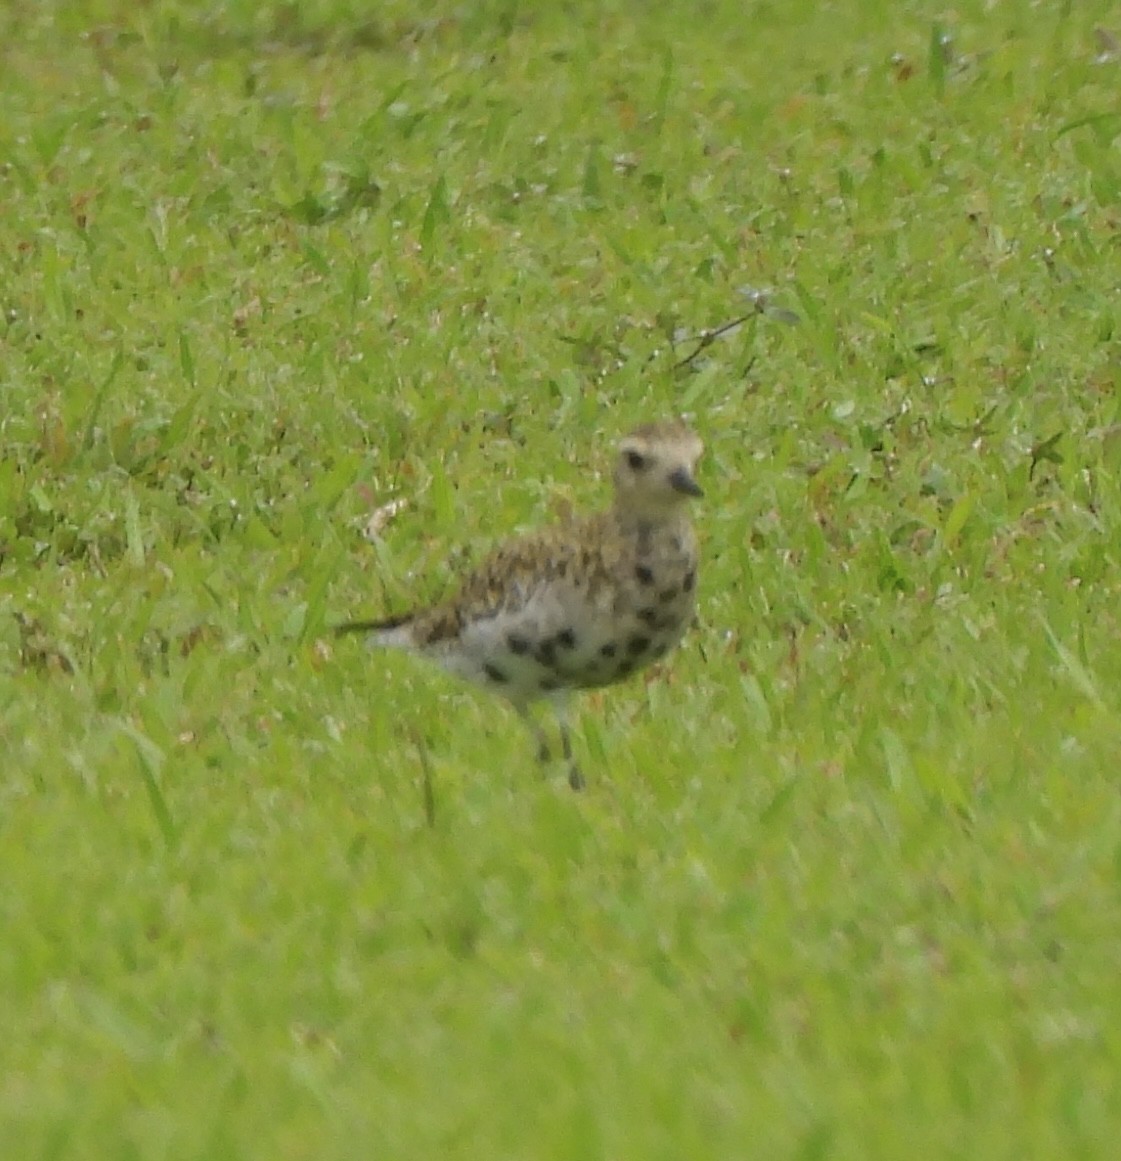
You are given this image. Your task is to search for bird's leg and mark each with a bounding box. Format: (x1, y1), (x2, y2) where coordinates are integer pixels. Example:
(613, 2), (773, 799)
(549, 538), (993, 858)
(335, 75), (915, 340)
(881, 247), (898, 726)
(517, 705), (552, 765)
(519, 701), (583, 789)
(553, 700), (584, 791)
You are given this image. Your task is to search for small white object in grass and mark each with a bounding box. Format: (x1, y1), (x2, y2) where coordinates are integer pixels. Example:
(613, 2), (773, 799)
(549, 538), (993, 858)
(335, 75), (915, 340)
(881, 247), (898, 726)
(363, 498), (408, 542)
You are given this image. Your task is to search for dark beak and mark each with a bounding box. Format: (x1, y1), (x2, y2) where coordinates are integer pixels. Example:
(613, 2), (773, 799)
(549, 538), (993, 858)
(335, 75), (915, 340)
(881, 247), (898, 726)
(669, 467), (704, 497)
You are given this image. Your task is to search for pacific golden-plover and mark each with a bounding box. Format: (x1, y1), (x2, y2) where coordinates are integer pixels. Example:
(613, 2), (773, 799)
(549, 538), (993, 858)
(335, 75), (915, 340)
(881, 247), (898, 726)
(336, 421), (704, 789)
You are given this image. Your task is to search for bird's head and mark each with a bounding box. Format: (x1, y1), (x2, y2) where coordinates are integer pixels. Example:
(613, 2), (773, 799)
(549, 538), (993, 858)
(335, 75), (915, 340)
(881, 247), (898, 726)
(612, 421), (704, 516)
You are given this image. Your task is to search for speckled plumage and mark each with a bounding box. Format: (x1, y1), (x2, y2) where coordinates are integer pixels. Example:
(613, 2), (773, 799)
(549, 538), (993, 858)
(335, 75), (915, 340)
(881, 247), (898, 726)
(336, 421), (704, 788)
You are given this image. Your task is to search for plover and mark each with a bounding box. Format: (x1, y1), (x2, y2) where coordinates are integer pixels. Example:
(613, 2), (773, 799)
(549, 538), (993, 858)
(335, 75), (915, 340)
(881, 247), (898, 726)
(336, 421), (704, 789)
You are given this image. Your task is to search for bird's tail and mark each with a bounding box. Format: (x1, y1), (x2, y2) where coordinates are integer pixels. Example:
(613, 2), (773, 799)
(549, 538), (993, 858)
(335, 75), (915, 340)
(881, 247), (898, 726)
(334, 612), (415, 649)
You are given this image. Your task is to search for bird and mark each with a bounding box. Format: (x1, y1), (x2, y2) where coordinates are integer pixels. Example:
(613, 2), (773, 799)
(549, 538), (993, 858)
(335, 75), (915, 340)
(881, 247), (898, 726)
(335, 421), (704, 789)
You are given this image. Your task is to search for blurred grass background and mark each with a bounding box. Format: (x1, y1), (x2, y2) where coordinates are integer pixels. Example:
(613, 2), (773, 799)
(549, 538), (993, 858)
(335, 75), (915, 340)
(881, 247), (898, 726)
(2, 2), (1121, 1158)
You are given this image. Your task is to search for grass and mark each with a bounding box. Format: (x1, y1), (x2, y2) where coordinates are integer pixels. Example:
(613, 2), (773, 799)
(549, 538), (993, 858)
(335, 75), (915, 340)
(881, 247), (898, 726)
(3, 0), (1121, 1156)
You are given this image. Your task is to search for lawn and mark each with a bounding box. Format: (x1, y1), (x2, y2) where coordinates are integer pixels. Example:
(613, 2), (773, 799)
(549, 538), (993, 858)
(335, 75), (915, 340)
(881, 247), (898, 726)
(2, 0), (1121, 1157)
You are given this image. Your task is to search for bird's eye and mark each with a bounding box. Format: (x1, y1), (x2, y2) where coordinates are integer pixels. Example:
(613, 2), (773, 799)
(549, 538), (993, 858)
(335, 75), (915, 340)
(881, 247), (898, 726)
(625, 450), (647, 471)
